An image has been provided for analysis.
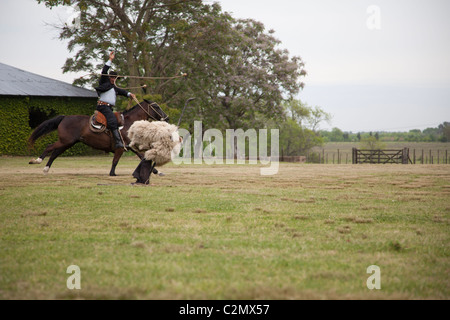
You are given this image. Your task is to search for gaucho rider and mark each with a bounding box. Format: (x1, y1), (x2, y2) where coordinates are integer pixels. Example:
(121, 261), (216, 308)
(95, 51), (136, 149)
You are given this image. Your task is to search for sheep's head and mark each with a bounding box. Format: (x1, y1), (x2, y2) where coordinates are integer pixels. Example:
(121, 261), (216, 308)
(170, 130), (182, 160)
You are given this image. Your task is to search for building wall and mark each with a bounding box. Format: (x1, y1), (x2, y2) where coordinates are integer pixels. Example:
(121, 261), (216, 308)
(0, 96), (98, 156)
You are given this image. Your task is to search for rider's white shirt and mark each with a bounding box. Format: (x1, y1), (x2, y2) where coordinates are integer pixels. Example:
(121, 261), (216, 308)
(99, 60), (132, 106)
(99, 87), (116, 106)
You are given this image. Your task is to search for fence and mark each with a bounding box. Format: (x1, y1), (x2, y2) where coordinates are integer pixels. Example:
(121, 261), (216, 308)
(352, 148), (410, 164)
(303, 148), (450, 164)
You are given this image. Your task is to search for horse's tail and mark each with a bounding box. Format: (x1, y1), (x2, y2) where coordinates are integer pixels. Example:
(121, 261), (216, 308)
(28, 115), (65, 147)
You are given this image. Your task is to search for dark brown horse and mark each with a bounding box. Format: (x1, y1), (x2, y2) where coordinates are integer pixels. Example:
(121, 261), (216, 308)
(28, 100), (168, 176)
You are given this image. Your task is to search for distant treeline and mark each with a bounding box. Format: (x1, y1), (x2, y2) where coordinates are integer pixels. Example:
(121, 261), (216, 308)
(320, 122), (450, 143)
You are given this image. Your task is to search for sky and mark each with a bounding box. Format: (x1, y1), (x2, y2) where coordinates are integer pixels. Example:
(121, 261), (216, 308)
(0, 0), (449, 132)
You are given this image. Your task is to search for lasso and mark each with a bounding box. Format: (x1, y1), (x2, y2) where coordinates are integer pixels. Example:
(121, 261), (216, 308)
(78, 72), (188, 90)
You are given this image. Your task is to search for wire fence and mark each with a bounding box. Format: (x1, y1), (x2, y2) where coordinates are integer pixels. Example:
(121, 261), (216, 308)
(302, 149), (450, 164)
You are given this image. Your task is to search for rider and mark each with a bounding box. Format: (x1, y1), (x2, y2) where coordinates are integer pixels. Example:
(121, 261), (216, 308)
(95, 51), (136, 149)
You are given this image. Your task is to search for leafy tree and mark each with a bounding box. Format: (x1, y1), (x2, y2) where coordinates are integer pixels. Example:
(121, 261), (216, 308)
(37, 0), (306, 131)
(329, 127), (344, 142)
(375, 132), (379, 140)
(360, 136), (386, 150)
(438, 122), (450, 142)
(343, 132), (349, 141)
(306, 106), (331, 132)
(279, 100), (325, 156)
(184, 18), (305, 130)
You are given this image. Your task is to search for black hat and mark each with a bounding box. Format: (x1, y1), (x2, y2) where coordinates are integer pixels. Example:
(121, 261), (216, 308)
(109, 71), (118, 77)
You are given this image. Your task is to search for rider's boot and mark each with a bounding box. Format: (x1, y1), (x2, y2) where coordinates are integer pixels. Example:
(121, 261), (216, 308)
(112, 129), (124, 149)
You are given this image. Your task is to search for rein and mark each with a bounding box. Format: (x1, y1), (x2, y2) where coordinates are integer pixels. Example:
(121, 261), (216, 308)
(131, 97), (168, 122)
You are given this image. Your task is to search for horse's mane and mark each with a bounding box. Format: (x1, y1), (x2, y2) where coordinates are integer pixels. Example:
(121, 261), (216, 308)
(122, 100), (155, 115)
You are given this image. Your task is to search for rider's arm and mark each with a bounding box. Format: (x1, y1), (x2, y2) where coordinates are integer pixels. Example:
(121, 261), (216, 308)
(99, 60), (111, 85)
(99, 52), (114, 85)
(114, 87), (133, 98)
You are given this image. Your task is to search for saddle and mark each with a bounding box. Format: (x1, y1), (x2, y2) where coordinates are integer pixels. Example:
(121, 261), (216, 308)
(90, 111), (124, 133)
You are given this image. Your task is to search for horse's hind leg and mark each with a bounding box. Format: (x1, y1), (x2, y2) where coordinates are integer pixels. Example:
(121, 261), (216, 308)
(43, 142), (76, 174)
(29, 141), (59, 164)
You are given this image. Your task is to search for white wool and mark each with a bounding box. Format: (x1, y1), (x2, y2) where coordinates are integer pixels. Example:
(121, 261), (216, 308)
(128, 120), (182, 167)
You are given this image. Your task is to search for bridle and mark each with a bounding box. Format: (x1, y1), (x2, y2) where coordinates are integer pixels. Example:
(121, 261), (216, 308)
(132, 97), (168, 122)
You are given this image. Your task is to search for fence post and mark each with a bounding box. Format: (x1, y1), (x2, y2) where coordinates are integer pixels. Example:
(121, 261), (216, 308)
(402, 148), (409, 164)
(422, 149), (424, 164)
(413, 149), (416, 164)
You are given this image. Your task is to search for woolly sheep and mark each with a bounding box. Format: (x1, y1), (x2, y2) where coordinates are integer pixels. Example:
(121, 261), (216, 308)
(128, 120), (182, 167)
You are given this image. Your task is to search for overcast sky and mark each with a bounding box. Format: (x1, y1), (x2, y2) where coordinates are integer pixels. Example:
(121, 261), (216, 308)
(0, 0), (449, 132)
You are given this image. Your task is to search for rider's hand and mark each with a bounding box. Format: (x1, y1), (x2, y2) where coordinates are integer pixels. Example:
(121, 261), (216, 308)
(109, 51), (115, 61)
(129, 93), (136, 100)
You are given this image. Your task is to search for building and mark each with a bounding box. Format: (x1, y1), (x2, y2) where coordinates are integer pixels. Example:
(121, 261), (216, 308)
(0, 62), (98, 155)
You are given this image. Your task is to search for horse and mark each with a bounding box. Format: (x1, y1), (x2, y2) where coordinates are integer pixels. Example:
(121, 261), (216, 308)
(28, 100), (168, 176)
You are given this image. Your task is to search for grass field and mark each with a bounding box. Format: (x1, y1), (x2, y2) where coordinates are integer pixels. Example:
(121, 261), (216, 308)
(0, 155), (449, 299)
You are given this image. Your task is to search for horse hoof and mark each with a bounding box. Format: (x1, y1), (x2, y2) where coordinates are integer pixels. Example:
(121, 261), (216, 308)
(43, 166), (50, 175)
(29, 158), (43, 165)
(158, 172), (165, 177)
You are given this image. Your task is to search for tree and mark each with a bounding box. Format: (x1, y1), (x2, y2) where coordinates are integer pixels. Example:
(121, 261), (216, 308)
(174, 18), (306, 130)
(306, 106), (331, 132)
(343, 132), (349, 141)
(329, 127), (344, 142)
(438, 122), (450, 142)
(279, 100), (325, 156)
(360, 136), (386, 150)
(38, 0), (226, 89)
(37, 0), (306, 130)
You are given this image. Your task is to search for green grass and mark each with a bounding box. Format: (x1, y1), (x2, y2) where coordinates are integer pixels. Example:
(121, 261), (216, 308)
(0, 156), (449, 299)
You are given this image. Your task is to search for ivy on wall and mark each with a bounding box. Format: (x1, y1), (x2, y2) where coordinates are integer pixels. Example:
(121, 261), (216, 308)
(0, 96), (100, 156)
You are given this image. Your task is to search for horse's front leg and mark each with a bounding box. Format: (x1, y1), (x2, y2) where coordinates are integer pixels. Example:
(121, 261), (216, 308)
(110, 148), (125, 176)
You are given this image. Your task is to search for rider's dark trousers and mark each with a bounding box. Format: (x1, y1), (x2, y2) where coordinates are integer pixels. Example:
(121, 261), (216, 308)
(97, 104), (118, 130)
(133, 159), (153, 185)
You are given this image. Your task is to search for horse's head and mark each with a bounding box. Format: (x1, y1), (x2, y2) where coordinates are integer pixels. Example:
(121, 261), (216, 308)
(143, 100), (169, 122)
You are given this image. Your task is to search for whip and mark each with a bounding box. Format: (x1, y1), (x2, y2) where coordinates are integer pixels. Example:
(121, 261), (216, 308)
(177, 98), (196, 127)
